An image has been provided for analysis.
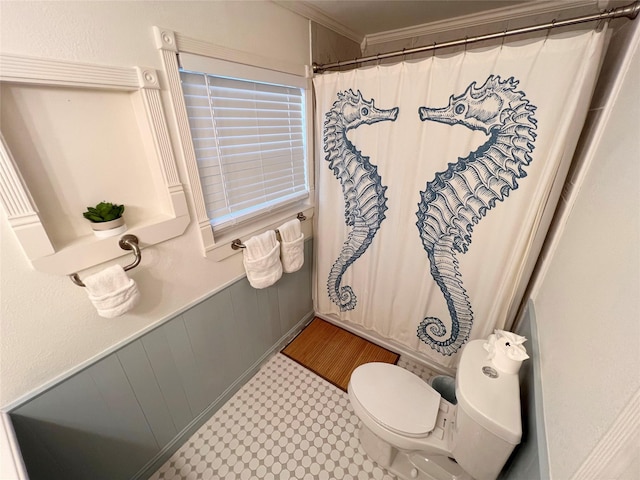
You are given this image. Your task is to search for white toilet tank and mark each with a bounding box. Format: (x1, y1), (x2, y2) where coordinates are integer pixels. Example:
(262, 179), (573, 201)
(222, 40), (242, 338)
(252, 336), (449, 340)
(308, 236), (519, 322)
(451, 339), (522, 480)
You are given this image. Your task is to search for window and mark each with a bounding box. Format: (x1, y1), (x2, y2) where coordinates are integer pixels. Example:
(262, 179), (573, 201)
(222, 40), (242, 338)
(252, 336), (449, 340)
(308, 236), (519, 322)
(179, 54), (309, 231)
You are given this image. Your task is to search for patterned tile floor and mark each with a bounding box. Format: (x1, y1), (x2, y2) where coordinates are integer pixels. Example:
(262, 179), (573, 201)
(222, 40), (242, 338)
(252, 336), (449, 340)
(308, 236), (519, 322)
(150, 353), (439, 480)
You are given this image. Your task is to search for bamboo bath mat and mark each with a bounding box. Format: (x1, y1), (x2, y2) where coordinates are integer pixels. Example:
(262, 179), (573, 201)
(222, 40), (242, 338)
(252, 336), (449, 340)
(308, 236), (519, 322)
(282, 318), (399, 391)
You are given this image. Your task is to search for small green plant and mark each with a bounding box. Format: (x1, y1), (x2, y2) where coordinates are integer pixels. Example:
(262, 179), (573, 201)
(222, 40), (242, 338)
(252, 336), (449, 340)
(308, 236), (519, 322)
(83, 201), (125, 223)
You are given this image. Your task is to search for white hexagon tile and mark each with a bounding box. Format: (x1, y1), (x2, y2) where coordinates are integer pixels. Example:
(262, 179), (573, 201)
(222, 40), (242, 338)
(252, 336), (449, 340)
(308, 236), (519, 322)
(149, 353), (437, 480)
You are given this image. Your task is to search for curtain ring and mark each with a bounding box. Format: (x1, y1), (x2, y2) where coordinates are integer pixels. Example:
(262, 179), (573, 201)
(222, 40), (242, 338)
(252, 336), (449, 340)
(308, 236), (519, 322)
(402, 47), (406, 61)
(376, 53), (381, 66)
(500, 25), (508, 50)
(595, 16), (607, 31)
(464, 36), (468, 52)
(543, 19), (555, 44)
(431, 41), (437, 59)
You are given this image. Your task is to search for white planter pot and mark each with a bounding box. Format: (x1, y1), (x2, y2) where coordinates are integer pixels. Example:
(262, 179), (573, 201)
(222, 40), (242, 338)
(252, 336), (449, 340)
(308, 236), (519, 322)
(90, 217), (127, 238)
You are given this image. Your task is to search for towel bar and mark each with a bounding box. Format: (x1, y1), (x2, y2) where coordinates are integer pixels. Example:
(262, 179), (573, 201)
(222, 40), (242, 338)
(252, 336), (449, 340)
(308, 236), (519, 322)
(231, 212), (307, 250)
(69, 234), (141, 287)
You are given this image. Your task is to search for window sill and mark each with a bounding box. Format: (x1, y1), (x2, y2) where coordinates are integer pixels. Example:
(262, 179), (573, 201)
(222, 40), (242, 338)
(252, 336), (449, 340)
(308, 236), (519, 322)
(204, 202), (314, 262)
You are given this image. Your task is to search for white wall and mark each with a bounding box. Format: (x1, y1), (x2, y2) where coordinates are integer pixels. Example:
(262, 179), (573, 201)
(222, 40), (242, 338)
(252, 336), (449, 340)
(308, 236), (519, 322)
(530, 19), (639, 479)
(0, 1), (310, 408)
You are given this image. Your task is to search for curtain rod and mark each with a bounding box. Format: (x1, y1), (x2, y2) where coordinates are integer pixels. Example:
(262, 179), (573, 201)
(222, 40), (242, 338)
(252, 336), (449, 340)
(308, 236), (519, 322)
(313, 1), (640, 72)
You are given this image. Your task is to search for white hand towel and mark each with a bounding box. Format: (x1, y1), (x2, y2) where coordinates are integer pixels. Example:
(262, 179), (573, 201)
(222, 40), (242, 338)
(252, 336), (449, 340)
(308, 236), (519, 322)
(277, 219), (304, 273)
(243, 230), (282, 288)
(83, 265), (140, 318)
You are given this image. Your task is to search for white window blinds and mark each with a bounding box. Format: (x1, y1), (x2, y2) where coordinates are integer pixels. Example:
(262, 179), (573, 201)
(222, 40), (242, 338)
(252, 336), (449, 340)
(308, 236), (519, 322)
(180, 63), (308, 229)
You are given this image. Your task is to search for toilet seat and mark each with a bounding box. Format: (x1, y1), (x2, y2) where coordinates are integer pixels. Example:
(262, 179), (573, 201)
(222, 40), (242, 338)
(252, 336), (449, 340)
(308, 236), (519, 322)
(350, 362), (441, 437)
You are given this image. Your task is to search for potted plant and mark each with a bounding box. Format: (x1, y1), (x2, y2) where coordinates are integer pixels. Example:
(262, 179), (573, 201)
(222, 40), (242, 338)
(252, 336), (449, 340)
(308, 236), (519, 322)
(83, 201), (127, 238)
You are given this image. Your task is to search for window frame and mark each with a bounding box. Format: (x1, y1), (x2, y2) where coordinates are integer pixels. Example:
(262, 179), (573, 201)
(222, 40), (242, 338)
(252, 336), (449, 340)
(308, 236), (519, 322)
(154, 27), (313, 260)
(179, 54), (309, 232)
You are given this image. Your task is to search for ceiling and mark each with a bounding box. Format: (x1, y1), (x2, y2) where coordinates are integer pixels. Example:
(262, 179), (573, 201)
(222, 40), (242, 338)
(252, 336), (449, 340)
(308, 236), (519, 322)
(301, 0), (531, 36)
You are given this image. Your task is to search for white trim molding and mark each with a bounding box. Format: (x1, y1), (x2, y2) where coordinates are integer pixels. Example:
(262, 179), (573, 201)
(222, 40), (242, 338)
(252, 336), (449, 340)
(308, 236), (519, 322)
(0, 54), (190, 275)
(154, 30), (213, 257)
(0, 413), (28, 480)
(158, 27), (309, 78)
(0, 53), (139, 89)
(570, 388), (640, 480)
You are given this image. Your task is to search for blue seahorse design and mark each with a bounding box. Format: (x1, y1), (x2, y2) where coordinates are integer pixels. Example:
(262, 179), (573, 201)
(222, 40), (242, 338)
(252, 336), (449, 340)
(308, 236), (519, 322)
(323, 90), (399, 311)
(416, 76), (537, 355)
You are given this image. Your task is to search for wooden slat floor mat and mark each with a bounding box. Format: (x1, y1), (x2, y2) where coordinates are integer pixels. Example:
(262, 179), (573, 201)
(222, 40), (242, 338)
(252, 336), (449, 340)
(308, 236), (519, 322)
(282, 317), (399, 391)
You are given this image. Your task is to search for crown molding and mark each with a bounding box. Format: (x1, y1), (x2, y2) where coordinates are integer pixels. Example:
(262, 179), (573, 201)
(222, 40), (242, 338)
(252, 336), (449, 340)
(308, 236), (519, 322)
(272, 0), (365, 45)
(365, 0), (597, 47)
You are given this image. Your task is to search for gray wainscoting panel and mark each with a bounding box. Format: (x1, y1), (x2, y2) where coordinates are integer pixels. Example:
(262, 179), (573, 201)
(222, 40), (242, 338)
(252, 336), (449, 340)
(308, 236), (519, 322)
(229, 280), (264, 368)
(163, 317), (210, 416)
(141, 326), (196, 433)
(277, 243), (313, 333)
(10, 239), (314, 480)
(11, 367), (156, 480)
(117, 340), (178, 448)
(499, 300), (549, 479)
(257, 287), (282, 344)
(89, 355), (159, 454)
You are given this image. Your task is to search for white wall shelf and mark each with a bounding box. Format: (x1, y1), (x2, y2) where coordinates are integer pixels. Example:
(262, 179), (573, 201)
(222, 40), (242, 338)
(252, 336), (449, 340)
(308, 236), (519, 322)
(0, 54), (190, 274)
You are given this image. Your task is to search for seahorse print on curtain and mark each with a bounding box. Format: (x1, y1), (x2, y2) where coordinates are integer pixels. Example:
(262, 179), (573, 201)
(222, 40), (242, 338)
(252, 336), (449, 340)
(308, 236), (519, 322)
(323, 90), (399, 311)
(416, 76), (537, 355)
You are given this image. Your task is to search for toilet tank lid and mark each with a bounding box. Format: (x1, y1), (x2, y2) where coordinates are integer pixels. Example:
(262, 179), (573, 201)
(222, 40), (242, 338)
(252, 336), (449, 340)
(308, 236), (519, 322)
(350, 362), (440, 436)
(457, 340), (522, 445)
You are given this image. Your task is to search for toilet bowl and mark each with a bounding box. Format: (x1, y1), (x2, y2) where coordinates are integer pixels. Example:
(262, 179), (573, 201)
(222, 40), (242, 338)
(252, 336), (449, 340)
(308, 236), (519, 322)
(348, 340), (522, 480)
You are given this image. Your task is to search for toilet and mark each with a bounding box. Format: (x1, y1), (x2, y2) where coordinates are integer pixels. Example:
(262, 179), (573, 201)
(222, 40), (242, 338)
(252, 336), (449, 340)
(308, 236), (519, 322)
(348, 340), (522, 480)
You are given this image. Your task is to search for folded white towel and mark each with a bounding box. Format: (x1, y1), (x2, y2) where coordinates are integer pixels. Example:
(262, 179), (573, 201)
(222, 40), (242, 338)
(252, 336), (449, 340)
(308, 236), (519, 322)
(243, 230), (282, 288)
(277, 219), (304, 273)
(83, 265), (140, 318)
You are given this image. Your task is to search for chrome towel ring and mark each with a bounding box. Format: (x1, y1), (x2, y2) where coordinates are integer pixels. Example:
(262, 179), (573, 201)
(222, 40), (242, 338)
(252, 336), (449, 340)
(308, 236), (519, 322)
(69, 234), (141, 287)
(231, 212), (307, 250)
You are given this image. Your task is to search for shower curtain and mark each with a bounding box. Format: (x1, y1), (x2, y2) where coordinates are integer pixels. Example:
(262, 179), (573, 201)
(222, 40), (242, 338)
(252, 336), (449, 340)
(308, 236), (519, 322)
(313, 28), (608, 368)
